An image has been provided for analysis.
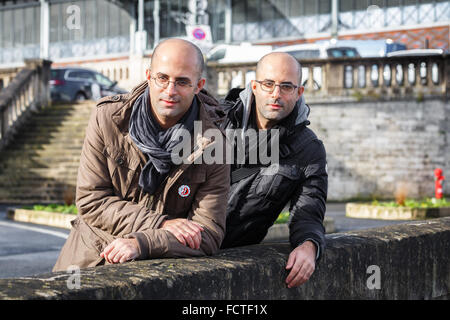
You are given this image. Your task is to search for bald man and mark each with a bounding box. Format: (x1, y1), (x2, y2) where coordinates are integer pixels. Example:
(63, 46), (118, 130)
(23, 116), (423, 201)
(218, 52), (328, 288)
(53, 39), (230, 271)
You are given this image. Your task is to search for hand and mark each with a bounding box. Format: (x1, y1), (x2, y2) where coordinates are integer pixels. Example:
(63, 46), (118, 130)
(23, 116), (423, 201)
(160, 218), (204, 250)
(100, 238), (140, 264)
(285, 241), (317, 288)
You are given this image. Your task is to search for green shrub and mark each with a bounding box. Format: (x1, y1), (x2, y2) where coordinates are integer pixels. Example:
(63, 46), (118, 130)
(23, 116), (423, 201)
(371, 198), (449, 209)
(23, 204), (78, 215)
(275, 211), (290, 224)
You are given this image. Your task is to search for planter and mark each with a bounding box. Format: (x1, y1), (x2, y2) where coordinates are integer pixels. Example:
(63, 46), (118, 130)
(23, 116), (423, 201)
(346, 203), (450, 220)
(7, 208), (75, 229)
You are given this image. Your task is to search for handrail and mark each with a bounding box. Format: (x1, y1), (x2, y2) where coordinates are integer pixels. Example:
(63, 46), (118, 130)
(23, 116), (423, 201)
(0, 59), (52, 151)
(206, 54), (450, 102)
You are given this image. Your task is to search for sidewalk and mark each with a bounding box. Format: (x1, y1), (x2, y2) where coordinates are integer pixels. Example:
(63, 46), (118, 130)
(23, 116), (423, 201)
(326, 203), (408, 233)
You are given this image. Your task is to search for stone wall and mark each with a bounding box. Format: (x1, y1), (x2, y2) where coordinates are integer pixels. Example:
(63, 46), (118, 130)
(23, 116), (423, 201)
(0, 217), (448, 300)
(307, 98), (450, 201)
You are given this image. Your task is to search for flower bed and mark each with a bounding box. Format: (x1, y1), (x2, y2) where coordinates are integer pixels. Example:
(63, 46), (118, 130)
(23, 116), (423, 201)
(7, 205), (77, 229)
(346, 199), (450, 220)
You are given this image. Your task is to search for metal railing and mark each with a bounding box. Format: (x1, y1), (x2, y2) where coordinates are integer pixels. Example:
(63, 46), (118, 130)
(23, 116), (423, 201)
(0, 59), (52, 151)
(206, 54), (450, 102)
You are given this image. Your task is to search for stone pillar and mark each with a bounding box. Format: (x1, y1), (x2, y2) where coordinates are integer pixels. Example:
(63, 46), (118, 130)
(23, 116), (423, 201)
(39, 0), (50, 60)
(24, 59), (52, 110)
(135, 0), (147, 56)
(331, 0), (339, 40)
(129, 4), (136, 56)
(225, 0), (232, 44)
(128, 0), (149, 87)
(445, 56), (450, 99)
(153, 0), (160, 49)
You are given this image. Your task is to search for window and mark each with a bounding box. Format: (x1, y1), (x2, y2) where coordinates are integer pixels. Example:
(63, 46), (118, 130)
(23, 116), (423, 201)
(290, 0), (304, 16)
(355, 0), (369, 11)
(208, 49), (226, 61)
(247, 0), (261, 23)
(327, 48), (359, 57)
(49, 3), (61, 42)
(232, 0), (246, 23)
(85, 0), (96, 40)
(287, 50), (320, 59)
(344, 49), (359, 57)
(304, 0), (316, 15)
(340, 0), (354, 12)
(2, 9), (13, 48)
(369, 0), (384, 8)
(319, 0), (331, 14)
(24, 7), (37, 45)
(67, 70), (95, 81)
(51, 70), (64, 80)
(328, 48), (344, 58)
(95, 73), (114, 87)
(13, 8), (23, 46)
(404, 0), (418, 5)
(387, 0), (401, 7)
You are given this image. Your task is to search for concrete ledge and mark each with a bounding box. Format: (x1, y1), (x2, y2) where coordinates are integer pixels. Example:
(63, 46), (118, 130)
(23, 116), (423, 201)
(346, 203), (450, 220)
(0, 217), (449, 300)
(7, 208), (75, 229)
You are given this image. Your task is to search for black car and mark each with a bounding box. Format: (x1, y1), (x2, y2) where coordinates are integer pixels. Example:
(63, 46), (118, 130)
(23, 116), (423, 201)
(50, 67), (128, 102)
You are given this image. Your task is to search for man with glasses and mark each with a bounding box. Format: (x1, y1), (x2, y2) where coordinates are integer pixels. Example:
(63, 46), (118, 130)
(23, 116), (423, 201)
(217, 52), (328, 288)
(53, 38), (230, 271)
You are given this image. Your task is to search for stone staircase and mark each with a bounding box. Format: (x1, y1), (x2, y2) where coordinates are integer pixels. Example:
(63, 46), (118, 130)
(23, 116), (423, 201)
(0, 101), (95, 204)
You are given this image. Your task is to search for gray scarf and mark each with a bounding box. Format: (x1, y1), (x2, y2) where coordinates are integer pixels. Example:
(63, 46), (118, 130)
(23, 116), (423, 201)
(129, 87), (198, 195)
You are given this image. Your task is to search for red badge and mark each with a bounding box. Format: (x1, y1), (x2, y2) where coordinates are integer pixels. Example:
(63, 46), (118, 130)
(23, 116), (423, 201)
(178, 185), (190, 197)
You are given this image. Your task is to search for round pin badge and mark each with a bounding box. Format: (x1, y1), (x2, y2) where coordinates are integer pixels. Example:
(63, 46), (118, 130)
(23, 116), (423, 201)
(178, 185), (190, 197)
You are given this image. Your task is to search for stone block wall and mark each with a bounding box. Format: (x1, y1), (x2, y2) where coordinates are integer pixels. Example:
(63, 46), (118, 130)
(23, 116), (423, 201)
(0, 217), (448, 300)
(306, 98), (449, 201)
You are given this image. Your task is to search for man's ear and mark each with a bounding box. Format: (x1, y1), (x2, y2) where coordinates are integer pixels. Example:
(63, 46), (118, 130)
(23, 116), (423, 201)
(195, 78), (206, 94)
(297, 85), (305, 97)
(146, 69), (151, 80)
(251, 80), (257, 94)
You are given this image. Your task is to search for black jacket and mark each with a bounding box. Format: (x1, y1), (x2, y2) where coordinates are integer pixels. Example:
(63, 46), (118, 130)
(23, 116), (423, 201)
(216, 86), (328, 261)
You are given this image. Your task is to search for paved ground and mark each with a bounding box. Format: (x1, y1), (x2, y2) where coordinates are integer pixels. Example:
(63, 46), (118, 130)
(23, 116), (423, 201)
(0, 202), (410, 279)
(325, 203), (407, 232)
(0, 204), (70, 278)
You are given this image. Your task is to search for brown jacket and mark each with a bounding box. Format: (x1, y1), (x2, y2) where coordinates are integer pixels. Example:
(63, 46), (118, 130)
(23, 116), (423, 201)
(53, 82), (230, 272)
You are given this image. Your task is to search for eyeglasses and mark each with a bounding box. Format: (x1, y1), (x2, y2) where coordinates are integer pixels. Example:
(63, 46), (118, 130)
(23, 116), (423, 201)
(255, 80), (299, 95)
(151, 73), (193, 89)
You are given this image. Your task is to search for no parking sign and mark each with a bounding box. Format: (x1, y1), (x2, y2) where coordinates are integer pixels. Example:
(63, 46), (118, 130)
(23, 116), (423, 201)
(192, 27), (206, 40)
(186, 25), (212, 53)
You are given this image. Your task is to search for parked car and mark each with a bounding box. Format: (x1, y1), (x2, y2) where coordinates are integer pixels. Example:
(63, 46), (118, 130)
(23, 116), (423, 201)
(50, 67), (127, 102)
(386, 48), (445, 57)
(273, 42), (360, 59)
(316, 39), (407, 57)
(206, 43), (273, 64)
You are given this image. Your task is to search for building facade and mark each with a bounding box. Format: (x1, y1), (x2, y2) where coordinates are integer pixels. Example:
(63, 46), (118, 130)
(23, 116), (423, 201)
(0, 0), (448, 88)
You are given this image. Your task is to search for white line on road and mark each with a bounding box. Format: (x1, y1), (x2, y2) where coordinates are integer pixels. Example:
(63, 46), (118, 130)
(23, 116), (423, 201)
(0, 221), (69, 239)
